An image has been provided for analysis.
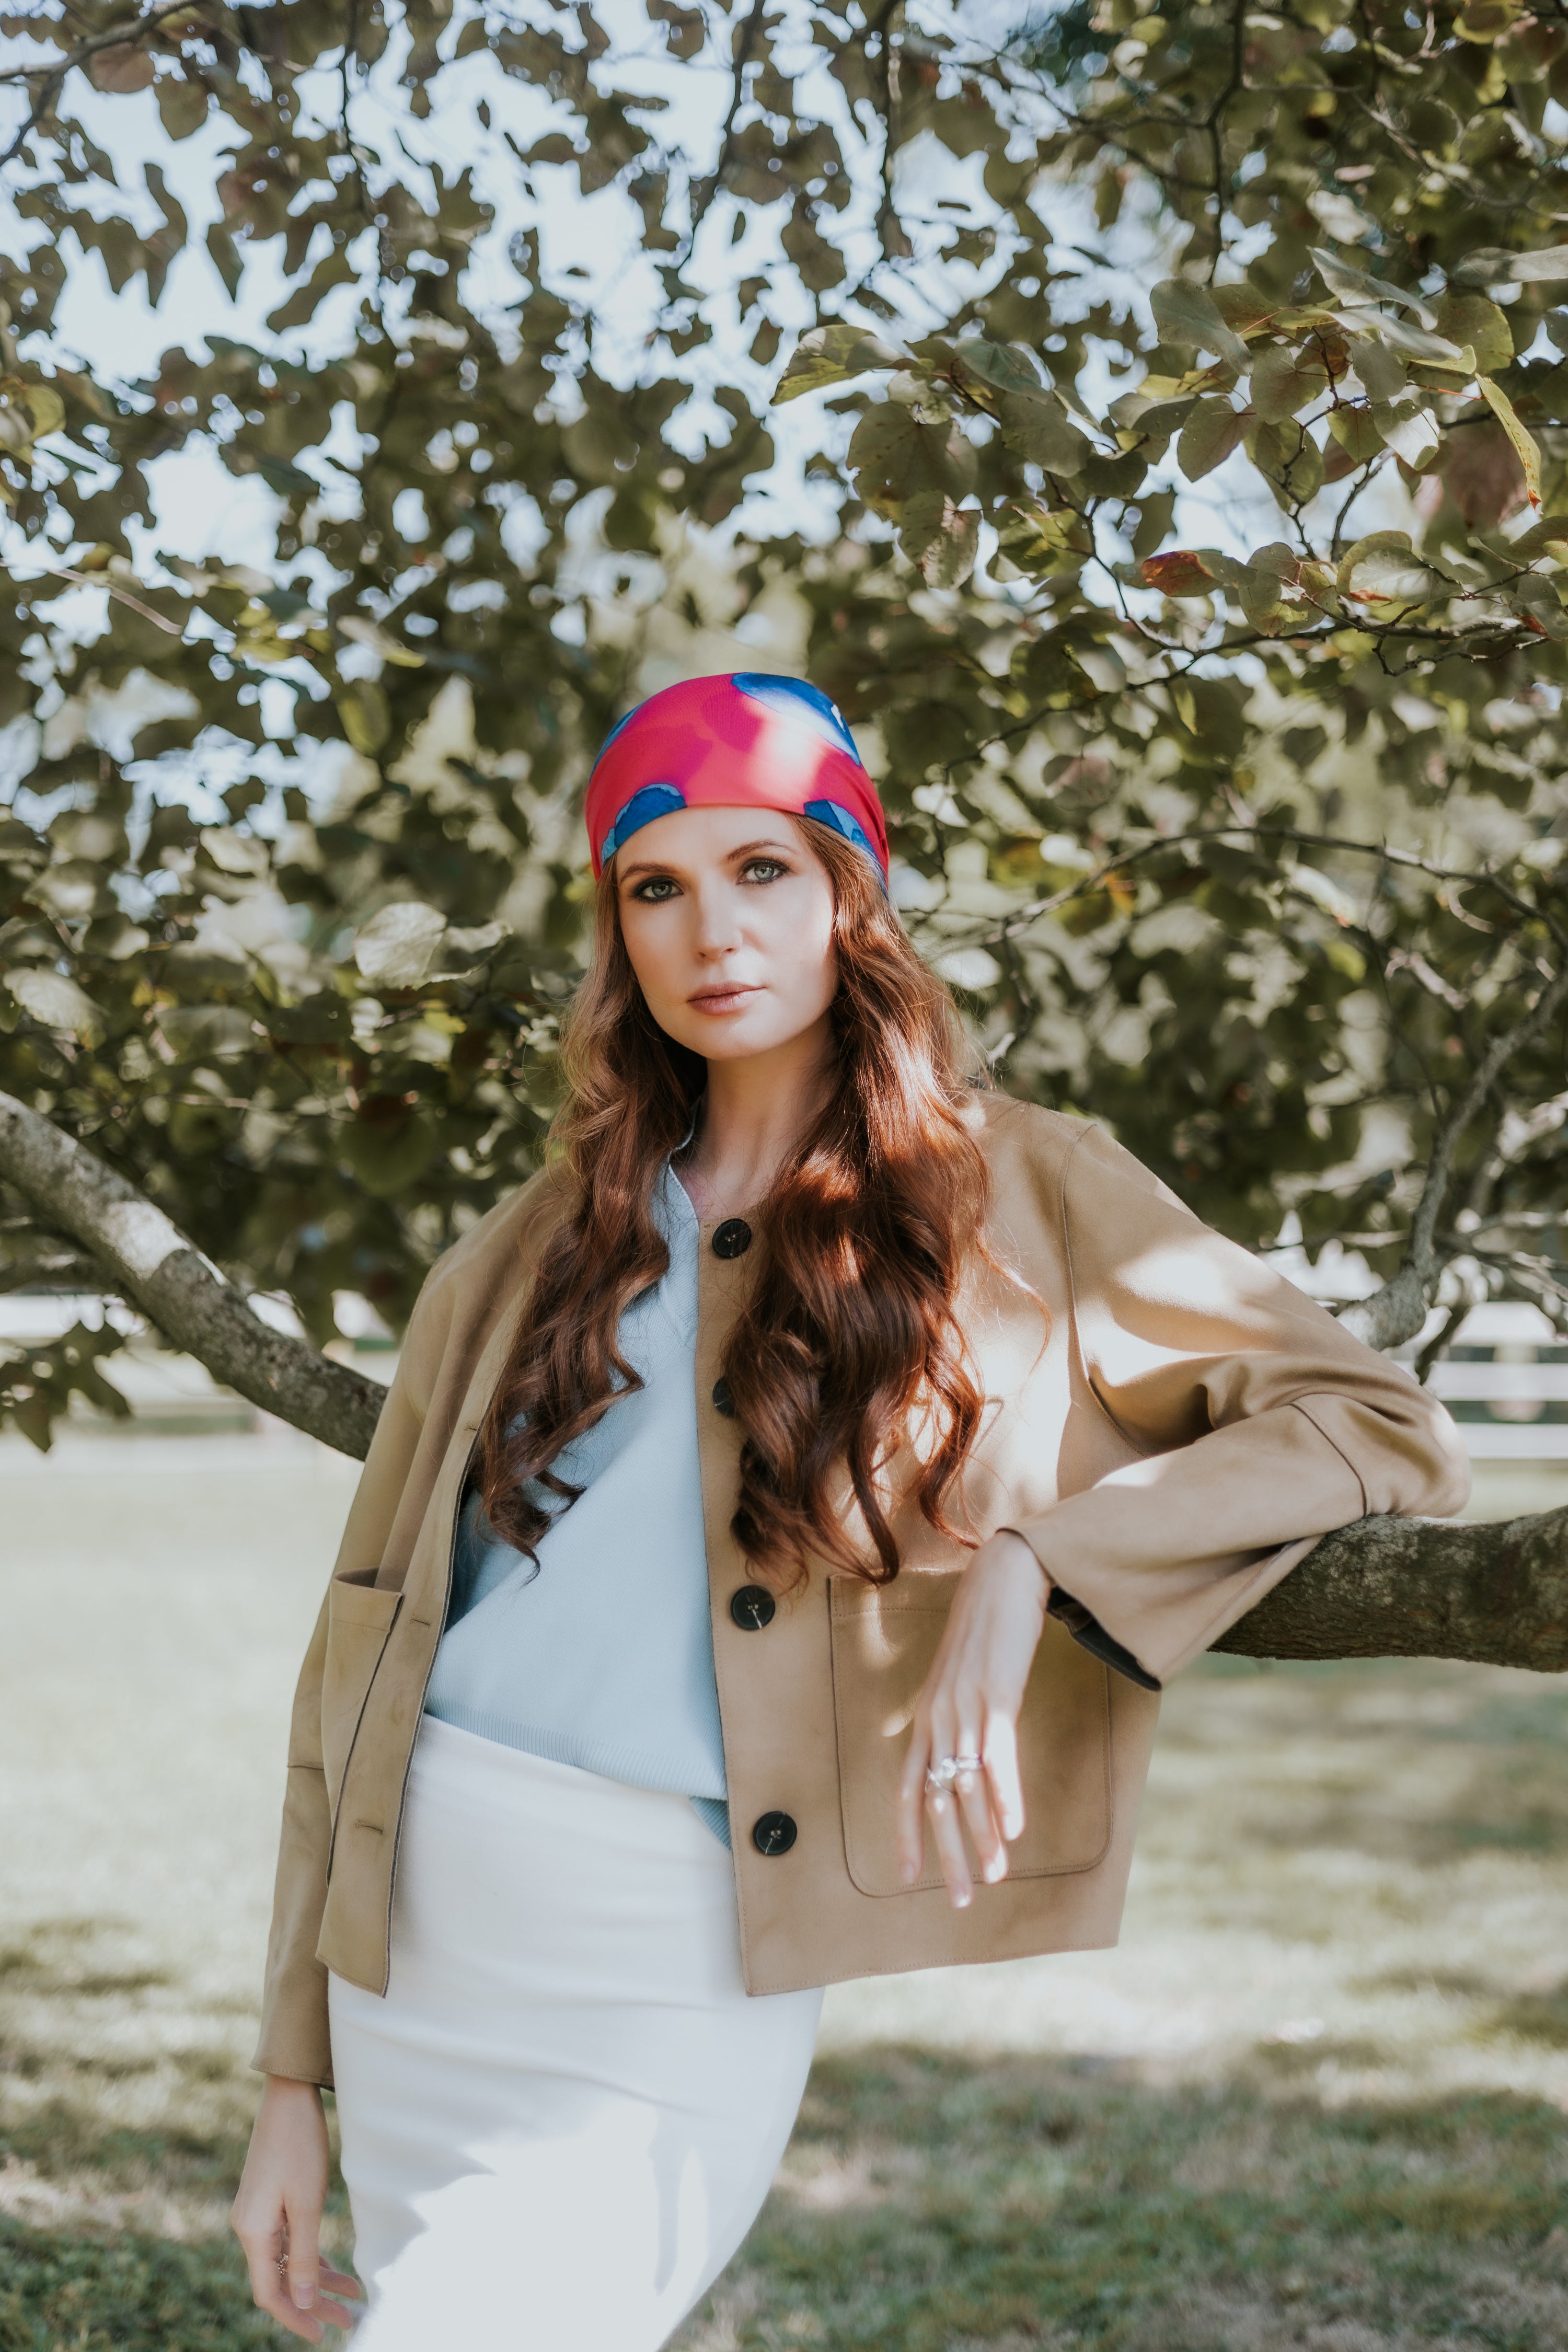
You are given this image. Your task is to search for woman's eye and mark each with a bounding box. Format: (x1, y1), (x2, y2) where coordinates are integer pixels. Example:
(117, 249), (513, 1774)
(742, 858), (788, 883)
(631, 876), (679, 902)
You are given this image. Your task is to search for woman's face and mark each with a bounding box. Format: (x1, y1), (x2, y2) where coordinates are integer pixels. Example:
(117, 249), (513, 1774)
(613, 803), (838, 1064)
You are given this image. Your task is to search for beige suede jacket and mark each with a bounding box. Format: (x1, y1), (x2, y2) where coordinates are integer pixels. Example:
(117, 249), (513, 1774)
(255, 1094), (1468, 2085)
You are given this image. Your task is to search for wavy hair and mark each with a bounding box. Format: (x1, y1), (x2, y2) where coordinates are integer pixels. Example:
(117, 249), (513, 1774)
(478, 818), (996, 1586)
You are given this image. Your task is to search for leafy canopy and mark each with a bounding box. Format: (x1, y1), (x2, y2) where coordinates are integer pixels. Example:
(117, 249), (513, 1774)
(3, 0), (1568, 1443)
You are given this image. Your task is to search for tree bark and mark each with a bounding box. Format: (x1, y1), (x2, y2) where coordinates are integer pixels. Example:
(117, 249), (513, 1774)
(1215, 1508), (1568, 1672)
(5, 1092), (1568, 1672)
(0, 1091), (385, 1459)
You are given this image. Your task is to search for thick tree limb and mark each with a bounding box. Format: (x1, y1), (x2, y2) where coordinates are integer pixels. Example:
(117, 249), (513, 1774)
(3, 1092), (1567, 1674)
(0, 1091), (384, 1459)
(1217, 1509), (1568, 1673)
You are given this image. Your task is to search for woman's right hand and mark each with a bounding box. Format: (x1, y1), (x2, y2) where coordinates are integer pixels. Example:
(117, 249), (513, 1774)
(231, 2075), (363, 2341)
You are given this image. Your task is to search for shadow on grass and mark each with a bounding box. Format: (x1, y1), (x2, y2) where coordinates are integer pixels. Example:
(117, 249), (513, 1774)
(7, 2050), (1568, 2351)
(671, 2047), (1568, 2352)
(0, 2217), (279, 2352)
(0, 2103), (354, 2352)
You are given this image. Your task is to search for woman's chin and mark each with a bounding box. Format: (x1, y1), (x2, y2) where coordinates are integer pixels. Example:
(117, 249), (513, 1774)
(669, 1015), (802, 1063)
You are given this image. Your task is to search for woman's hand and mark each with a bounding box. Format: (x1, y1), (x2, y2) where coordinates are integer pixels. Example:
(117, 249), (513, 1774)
(896, 1529), (1051, 1909)
(232, 2075), (363, 2342)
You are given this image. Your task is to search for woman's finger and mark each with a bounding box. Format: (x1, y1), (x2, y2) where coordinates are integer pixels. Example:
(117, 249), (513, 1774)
(925, 1781), (975, 1908)
(238, 2241), (328, 2344)
(953, 1748), (1007, 1886)
(982, 1709), (1026, 1844)
(281, 2198), (324, 2320)
(896, 1715), (935, 1884)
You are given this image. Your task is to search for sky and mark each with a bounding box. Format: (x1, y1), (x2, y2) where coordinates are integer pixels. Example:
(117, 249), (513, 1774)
(0, 0), (1416, 783)
(0, 1), (1027, 572)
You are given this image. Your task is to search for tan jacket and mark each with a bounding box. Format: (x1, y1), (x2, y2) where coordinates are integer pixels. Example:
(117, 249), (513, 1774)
(255, 1096), (1467, 2084)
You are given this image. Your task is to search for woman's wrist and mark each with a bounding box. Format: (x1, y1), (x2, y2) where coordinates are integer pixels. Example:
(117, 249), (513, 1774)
(983, 1526), (1051, 1598)
(262, 2074), (325, 2106)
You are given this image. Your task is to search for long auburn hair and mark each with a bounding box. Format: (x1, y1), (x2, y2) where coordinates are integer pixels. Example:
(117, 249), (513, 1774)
(478, 817), (995, 1587)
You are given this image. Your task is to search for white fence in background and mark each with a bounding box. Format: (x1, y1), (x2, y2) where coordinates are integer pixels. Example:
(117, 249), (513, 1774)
(4, 1283), (1568, 1454)
(1393, 1300), (1568, 1460)
(0, 1290), (392, 1438)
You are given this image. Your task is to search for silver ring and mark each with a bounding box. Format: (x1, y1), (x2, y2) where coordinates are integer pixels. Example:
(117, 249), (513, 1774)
(925, 1752), (983, 1795)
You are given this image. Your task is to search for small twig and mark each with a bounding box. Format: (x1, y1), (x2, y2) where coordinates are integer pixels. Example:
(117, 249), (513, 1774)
(1339, 952), (1568, 1352)
(681, 0), (769, 257)
(1414, 1297), (1469, 1386)
(0, 0), (209, 170)
(0, 556), (185, 636)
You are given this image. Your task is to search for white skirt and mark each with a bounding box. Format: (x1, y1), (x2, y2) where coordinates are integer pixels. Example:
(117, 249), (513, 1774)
(328, 1715), (823, 2350)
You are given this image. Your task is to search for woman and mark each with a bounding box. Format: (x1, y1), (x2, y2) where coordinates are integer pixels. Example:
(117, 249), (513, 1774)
(233, 672), (1467, 2346)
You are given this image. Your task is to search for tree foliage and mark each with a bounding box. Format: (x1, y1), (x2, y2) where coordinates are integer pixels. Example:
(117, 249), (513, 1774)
(4, 0), (1568, 1442)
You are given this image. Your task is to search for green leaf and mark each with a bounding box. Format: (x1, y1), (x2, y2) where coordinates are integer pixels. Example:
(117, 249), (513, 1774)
(1454, 245), (1568, 286)
(1251, 347), (1330, 423)
(1334, 531), (1414, 594)
(156, 72), (210, 142)
(353, 902), (447, 988)
(206, 222), (243, 300)
(998, 389), (1089, 474)
(951, 337), (1047, 405)
(20, 384), (64, 439)
(1150, 280), (1249, 374)
(773, 323), (903, 404)
(1345, 335), (1407, 404)
(1337, 533), (1436, 607)
(898, 492), (980, 589)
(1352, 312), (1472, 368)
(337, 679), (391, 755)
(1309, 248), (1437, 328)
(1457, 0), (1522, 41)
(1501, 513), (1568, 558)
(1370, 400), (1440, 468)
(846, 402), (977, 514)
(1177, 398), (1249, 481)
(1478, 376), (1542, 508)
(266, 248), (358, 333)
(338, 616), (425, 668)
(1325, 407), (1382, 475)
(997, 503), (1092, 568)
(1434, 291), (1513, 376)
(5, 968), (103, 1043)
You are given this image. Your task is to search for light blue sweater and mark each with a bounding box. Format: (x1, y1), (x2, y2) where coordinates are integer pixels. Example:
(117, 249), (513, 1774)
(423, 1163), (730, 1843)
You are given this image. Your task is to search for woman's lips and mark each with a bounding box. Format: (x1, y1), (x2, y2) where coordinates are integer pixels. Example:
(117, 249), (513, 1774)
(687, 984), (761, 1012)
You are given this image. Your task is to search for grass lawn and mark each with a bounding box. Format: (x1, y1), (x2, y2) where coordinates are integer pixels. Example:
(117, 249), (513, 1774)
(3, 1439), (1566, 2350)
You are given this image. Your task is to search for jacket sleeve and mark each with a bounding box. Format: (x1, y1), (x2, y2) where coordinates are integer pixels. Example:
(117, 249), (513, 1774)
(250, 1295), (440, 2086)
(1004, 1119), (1471, 1687)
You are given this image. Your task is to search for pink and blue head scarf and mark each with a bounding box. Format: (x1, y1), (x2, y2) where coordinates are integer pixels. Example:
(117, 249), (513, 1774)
(584, 673), (889, 885)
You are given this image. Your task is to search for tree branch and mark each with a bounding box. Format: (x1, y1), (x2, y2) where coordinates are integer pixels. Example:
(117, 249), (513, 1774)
(0, 1091), (384, 1459)
(1338, 952), (1568, 1352)
(1216, 1506), (1568, 1671)
(4, 1095), (1567, 1677)
(0, 0), (208, 170)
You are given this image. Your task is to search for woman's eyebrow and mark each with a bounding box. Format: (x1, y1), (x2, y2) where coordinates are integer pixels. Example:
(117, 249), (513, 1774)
(617, 836), (795, 882)
(725, 837), (795, 861)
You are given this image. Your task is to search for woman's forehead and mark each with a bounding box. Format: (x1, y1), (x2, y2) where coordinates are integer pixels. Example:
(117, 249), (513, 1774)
(612, 804), (806, 869)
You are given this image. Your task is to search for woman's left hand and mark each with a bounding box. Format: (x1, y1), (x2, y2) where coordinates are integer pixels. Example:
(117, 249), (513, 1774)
(896, 1530), (1051, 1908)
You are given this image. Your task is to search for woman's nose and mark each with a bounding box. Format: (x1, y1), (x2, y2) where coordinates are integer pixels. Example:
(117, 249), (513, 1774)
(691, 886), (744, 955)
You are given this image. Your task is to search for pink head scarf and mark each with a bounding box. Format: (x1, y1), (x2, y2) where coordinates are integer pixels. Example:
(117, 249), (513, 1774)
(584, 673), (889, 884)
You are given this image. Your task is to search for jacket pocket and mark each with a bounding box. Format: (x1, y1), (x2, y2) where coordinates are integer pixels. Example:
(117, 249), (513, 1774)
(322, 1567), (404, 1825)
(829, 1569), (1113, 1899)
